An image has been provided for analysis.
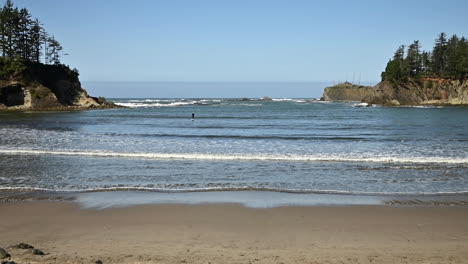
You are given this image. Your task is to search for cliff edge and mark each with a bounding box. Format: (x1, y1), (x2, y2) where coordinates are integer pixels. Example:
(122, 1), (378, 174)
(321, 78), (468, 106)
(321, 82), (374, 102)
(365, 78), (468, 106)
(0, 62), (118, 110)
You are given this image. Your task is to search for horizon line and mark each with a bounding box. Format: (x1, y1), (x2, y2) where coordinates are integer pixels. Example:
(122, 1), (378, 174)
(82, 80), (379, 84)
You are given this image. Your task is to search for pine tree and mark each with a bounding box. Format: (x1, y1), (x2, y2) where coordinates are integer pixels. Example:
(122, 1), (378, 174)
(432, 32), (448, 75)
(0, 0), (16, 58)
(421, 51), (431, 74)
(382, 32), (468, 81)
(381, 46), (406, 82)
(0, 0), (64, 65)
(393, 45), (405, 61)
(445, 35), (461, 77)
(17, 8), (32, 60)
(29, 19), (43, 63)
(406, 40), (422, 76)
(456, 37), (468, 78)
(0, 2), (5, 56)
(46, 36), (63, 65)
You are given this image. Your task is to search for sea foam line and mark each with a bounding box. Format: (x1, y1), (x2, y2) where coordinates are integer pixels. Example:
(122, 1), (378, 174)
(115, 101), (197, 108)
(0, 149), (467, 164)
(1, 186), (468, 196)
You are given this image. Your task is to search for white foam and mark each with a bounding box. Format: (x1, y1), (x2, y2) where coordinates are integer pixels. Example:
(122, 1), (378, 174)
(399, 105), (444, 108)
(127, 99), (168, 103)
(353, 102), (369, 107)
(272, 98), (307, 103)
(115, 101), (197, 108)
(0, 149), (466, 164)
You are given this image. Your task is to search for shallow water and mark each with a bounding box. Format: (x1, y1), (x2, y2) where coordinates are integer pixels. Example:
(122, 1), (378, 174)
(0, 99), (467, 200)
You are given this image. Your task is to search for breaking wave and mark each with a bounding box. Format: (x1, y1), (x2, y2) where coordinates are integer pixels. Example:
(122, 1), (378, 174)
(115, 101), (199, 108)
(0, 149), (466, 164)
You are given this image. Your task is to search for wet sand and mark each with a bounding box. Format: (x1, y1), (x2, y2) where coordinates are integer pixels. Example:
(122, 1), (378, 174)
(0, 201), (467, 263)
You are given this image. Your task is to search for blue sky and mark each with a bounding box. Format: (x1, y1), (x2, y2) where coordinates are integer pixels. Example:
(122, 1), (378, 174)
(9, 0), (468, 97)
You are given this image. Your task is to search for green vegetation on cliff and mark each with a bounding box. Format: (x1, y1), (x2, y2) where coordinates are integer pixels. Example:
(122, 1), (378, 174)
(0, 0), (78, 81)
(322, 33), (468, 106)
(0, 0), (75, 83)
(381, 33), (468, 83)
(0, 1), (116, 110)
(0, 0), (63, 65)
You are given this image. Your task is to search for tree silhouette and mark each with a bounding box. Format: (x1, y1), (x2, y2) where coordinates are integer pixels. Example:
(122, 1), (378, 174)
(0, 0), (64, 64)
(382, 32), (468, 82)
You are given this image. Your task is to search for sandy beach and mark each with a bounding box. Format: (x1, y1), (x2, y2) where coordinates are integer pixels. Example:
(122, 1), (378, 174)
(0, 201), (467, 264)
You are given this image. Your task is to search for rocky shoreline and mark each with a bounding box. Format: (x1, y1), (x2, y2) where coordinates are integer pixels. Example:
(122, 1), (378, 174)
(0, 64), (121, 111)
(321, 78), (468, 106)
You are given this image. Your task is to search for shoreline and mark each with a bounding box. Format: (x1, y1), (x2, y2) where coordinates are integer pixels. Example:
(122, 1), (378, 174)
(1, 201), (467, 263)
(0, 104), (125, 112)
(2, 190), (468, 209)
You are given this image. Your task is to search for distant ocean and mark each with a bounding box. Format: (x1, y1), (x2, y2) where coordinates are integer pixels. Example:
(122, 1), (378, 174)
(82, 81), (341, 99)
(0, 97), (467, 207)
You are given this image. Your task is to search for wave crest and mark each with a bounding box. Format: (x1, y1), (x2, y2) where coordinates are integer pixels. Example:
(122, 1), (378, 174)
(0, 149), (466, 164)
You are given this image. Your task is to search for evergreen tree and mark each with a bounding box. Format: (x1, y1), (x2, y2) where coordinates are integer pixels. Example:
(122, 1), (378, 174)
(46, 36), (62, 65)
(456, 37), (468, 78)
(0, 0), (64, 65)
(421, 51), (431, 74)
(17, 8), (32, 60)
(382, 32), (468, 81)
(29, 19), (43, 63)
(445, 34), (460, 77)
(392, 45), (405, 60)
(381, 45), (405, 82)
(432, 32), (448, 75)
(0, 0), (16, 58)
(405, 40), (422, 76)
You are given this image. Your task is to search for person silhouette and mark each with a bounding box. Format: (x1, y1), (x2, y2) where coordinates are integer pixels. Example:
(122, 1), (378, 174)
(192, 112), (195, 119)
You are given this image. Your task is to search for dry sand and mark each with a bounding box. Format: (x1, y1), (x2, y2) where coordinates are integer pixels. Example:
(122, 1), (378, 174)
(0, 202), (467, 263)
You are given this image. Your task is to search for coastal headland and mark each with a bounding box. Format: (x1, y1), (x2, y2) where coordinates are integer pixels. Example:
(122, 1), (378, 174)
(0, 1), (117, 111)
(321, 78), (468, 106)
(322, 33), (468, 106)
(0, 62), (119, 111)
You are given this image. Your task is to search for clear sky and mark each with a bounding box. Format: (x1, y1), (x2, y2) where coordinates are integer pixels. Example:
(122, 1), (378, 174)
(9, 0), (468, 96)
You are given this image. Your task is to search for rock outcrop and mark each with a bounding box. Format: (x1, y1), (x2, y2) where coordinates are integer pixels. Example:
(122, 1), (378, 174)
(321, 82), (374, 102)
(0, 63), (118, 110)
(322, 78), (468, 106)
(260, 96), (273, 101)
(365, 78), (468, 106)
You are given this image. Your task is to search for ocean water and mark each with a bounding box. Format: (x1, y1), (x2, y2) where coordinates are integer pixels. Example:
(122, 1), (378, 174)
(0, 98), (467, 206)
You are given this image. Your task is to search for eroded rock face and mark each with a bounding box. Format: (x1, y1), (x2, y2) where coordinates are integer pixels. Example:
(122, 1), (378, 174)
(322, 82), (374, 102)
(52, 80), (86, 106)
(322, 79), (468, 106)
(366, 78), (468, 106)
(0, 63), (119, 111)
(0, 79), (116, 110)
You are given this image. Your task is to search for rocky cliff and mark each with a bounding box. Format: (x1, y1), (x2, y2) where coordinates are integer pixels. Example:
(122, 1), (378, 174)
(322, 78), (468, 106)
(0, 62), (117, 110)
(364, 78), (468, 106)
(321, 82), (374, 101)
